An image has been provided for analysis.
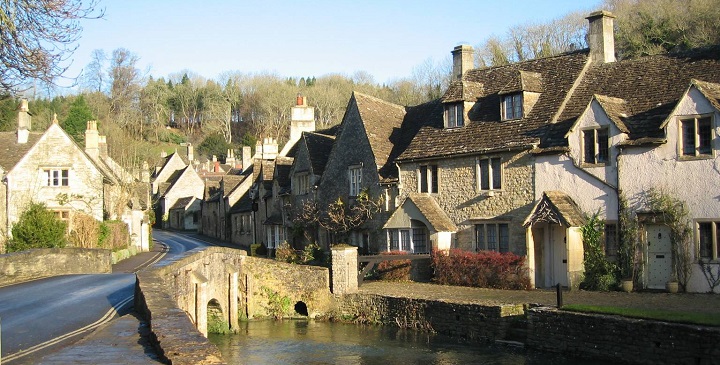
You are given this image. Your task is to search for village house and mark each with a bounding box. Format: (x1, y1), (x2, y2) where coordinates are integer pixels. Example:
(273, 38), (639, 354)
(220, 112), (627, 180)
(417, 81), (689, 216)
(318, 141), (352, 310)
(0, 100), (150, 253)
(151, 148), (204, 231)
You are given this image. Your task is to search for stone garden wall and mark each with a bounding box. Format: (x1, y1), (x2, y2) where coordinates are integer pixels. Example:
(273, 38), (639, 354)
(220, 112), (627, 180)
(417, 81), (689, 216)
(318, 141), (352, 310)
(0, 248), (111, 286)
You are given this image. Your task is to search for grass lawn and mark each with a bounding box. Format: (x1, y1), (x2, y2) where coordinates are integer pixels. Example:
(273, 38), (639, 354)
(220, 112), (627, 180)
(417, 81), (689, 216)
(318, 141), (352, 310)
(562, 304), (720, 327)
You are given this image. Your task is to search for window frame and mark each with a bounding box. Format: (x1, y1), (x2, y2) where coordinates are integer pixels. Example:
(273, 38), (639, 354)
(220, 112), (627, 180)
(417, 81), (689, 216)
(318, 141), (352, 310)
(581, 127), (610, 165)
(294, 172), (310, 195)
(266, 224), (286, 249)
(502, 93), (523, 120)
(45, 168), (69, 187)
(477, 157), (502, 191)
(475, 222), (510, 253)
(348, 165), (362, 197)
(679, 115), (714, 159)
(604, 222), (618, 257)
(385, 227), (428, 254)
(444, 103), (464, 128)
(697, 220), (720, 261)
(418, 164), (438, 194)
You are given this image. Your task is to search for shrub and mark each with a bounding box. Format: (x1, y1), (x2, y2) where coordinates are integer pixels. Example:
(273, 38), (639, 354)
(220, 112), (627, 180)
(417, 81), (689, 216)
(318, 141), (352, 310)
(580, 212), (618, 291)
(275, 242), (301, 263)
(431, 249), (531, 290)
(8, 203), (67, 252)
(68, 213), (100, 248)
(375, 251), (411, 281)
(103, 221), (129, 251)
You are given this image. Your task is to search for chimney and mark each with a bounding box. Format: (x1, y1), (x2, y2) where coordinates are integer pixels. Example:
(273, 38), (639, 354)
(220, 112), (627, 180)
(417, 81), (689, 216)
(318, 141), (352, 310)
(141, 161), (150, 183)
(281, 95), (315, 156)
(160, 150), (167, 158)
(242, 145), (252, 172)
(586, 10), (616, 64)
(187, 143), (194, 162)
(98, 135), (108, 158)
(225, 148), (236, 165)
(85, 120), (99, 158)
(16, 99), (31, 144)
(261, 137), (278, 160)
(452, 45), (474, 81)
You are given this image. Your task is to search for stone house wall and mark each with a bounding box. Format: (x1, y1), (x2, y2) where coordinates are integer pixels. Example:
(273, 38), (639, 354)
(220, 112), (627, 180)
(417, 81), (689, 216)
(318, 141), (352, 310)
(6, 125), (105, 232)
(163, 170), (203, 228)
(398, 150), (534, 254)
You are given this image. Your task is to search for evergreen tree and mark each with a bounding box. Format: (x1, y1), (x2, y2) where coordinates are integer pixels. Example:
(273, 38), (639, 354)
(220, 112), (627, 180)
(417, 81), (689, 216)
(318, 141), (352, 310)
(8, 203), (67, 252)
(62, 95), (95, 142)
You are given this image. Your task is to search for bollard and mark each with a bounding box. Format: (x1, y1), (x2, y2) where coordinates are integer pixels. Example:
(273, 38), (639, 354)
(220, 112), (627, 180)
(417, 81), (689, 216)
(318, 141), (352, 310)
(556, 283), (563, 308)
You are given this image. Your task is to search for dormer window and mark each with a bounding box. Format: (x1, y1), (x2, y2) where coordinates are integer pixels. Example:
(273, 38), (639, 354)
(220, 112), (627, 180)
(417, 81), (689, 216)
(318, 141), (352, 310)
(680, 115), (712, 158)
(502, 93), (523, 120)
(582, 127), (609, 165)
(444, 103), (464, 128)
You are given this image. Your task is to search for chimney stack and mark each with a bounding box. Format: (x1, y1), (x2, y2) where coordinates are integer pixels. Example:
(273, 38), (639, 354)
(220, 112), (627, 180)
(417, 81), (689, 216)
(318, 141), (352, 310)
(586, 10), (616, 64)
(16, 99), (31, 144)
(186, 143), (194, 162)
(280, 95), (315, 156)
(140, 161), (150, 183)
(242, 146), (252, 172)
(98, 135), (108, 158)
(261, 137), (278, 160)
(452, 45), (474, 81)
(225, 148), (236, 165)
(85, 120), (99, 158)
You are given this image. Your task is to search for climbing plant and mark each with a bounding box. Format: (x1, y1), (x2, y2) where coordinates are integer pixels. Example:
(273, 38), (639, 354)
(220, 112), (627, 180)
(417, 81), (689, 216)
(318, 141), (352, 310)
(644, 189), (693, 291)
(618, 194), (640, 283)
(580, 211), (618, 291)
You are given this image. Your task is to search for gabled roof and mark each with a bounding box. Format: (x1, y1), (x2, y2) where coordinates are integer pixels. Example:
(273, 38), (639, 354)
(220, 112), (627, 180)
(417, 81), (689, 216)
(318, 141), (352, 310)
(169, 196), (195, 211)
(353, 92), (407, 176)
(441, 80), (484, 103)
(593, 94), (631, 133)
(524, 191), (585, 227)
(0, 132), (43, 171)
(544, 46), (720, 147)
(690, 78), (720, 111)
(384, 193), (458, 232)
(275, 157), (293, 189)
(229, 191), (253, 214)
(399, 51), (590, 161)
(302, 132), (335, 176)
(498, 70), (543, 95)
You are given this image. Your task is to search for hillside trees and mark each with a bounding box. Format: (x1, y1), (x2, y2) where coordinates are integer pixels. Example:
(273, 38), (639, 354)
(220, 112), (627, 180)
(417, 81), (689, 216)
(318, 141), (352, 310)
(62, 95), (95, 142)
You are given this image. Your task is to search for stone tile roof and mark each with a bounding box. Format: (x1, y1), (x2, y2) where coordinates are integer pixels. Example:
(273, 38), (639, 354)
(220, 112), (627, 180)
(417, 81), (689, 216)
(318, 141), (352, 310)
(169, 196), (194, 211)
(0, 132), (43, 171)
(544, 46), (720, 147)
(407, 193), (458, 232)
(524, 190), (585, 227)
(229, 191), (253, 214)
(399, 51), (590, 161)
(498, 70), (543, 95)
(691, 78), (720, 111)
(353, 92), (407, 177)
(441, 80), (484, 103)
(593, 95), (630, 133)
(275, 157), (293, 189)
(303, 132), (335, 176)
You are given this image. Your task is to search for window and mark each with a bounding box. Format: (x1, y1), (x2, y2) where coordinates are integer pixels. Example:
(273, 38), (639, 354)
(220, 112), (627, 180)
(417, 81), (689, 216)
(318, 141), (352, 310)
(45, 169), (69, 187)
(266, 225), (286, 249)
(294, 173), (310, 195)
(681, 116), (713, 157)
(502, 93), (523, 120)
(418, 164), (438, 193)
(698, 221), (720, 260)
(349, 166), (362, 196)
(386, 228), (428, 253)
(475, 223), (509, 252)
(444, 103), (464, 128)
(604, 223), (618, 257)
(582, 128), (609, 164)
(478, 157), (502, 191)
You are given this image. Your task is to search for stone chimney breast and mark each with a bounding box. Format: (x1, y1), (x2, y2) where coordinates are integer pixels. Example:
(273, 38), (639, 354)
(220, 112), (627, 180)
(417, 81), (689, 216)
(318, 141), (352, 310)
(586, 10), (616, 64)
(452, 45), (474, 81)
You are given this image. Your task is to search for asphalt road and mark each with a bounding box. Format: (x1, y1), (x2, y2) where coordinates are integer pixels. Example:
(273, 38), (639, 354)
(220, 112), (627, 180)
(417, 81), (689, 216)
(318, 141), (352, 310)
(0, 229), (209, 364)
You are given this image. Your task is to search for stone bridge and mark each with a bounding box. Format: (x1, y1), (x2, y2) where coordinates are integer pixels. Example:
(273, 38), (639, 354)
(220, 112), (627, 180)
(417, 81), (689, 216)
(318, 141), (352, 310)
(134, 245), (360, 364)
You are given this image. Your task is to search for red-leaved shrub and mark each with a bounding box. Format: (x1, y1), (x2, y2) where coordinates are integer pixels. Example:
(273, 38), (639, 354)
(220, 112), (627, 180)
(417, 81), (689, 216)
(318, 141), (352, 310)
(375, 251), (412, 281)
(431, 249), (531, 290)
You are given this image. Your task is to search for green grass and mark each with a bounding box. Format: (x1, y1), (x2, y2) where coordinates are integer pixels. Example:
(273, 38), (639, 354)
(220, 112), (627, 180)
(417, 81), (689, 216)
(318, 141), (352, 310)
(562, 304), (720, 326)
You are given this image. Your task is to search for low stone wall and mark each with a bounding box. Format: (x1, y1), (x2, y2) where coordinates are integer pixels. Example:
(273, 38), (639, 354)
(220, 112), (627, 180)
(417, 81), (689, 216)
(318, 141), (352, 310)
(134, 246), (332, 364)
(0, 248), (111, 286)
(338, 293), (524, 342)
(527, 307), (720, 365)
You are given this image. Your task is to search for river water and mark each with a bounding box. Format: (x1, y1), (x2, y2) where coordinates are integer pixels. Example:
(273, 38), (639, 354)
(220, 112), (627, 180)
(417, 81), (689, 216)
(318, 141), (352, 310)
(209, 320), (603, 365)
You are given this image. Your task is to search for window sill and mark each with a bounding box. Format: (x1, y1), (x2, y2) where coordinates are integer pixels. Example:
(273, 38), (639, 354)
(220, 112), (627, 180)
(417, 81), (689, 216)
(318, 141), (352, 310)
(580, 162), (609, 168)
(679, 155), (713, 161)
(479, 190), (502, 197)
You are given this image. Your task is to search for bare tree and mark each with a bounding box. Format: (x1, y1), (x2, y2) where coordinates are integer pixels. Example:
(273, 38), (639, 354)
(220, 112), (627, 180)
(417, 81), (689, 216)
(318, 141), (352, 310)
(0, 0), (103, 93)
(81, 49), (107, 93)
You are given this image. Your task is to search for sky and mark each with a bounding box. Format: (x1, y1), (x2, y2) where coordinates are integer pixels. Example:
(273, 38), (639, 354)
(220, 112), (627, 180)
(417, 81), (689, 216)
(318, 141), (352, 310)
(61, 0), (602, 88)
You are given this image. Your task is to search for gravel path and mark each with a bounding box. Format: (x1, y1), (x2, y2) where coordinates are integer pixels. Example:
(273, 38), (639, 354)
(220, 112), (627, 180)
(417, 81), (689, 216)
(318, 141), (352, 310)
(360, 281), (720, 315)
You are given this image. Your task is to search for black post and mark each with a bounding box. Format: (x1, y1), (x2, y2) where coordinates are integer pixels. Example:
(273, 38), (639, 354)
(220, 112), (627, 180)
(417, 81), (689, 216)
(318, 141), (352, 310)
(556, 283), (563, 308)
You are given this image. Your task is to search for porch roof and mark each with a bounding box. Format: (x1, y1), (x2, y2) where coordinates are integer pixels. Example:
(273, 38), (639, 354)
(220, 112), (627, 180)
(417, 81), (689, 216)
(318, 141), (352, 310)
(524, 191), (585, 228)
(384, 193), (457, 232)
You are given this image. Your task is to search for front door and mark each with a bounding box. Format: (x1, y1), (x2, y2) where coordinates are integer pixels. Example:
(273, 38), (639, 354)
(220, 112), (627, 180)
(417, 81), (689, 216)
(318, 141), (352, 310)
(544, 225), (568, 287)
(646, 225), (672, 289)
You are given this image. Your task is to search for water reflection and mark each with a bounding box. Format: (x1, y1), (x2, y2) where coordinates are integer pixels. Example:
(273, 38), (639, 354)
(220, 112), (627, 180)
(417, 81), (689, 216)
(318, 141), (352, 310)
(209, 320), (601, 365)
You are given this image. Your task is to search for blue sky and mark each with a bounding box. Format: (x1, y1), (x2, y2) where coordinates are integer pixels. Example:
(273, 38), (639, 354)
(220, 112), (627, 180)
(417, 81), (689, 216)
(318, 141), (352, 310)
(64, 0), (602, 86)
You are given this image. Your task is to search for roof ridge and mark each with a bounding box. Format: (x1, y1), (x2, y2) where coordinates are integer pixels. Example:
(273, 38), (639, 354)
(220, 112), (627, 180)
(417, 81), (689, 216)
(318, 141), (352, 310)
(353, 91), (406, 111)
